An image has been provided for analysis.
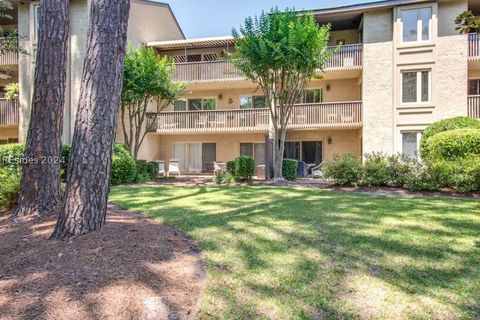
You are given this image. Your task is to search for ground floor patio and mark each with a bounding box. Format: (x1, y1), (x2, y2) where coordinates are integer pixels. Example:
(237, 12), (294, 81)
(138, 128), (362, 175)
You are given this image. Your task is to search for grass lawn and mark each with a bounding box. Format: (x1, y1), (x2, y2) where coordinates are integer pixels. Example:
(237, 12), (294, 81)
(110, 185), (480, 320)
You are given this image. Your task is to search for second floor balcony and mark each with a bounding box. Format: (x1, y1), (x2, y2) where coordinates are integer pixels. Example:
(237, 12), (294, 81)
(468, 95), (480, 119)
(146, 101), (362, 134)
(172, 44), (363, 83)
(0, 99), (19, 126)
(0, 37), (19, 66)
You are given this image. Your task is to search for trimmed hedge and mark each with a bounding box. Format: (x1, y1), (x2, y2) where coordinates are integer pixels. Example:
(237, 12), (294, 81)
(324, 154), (363, 186)
(282, 159), (298, 181)
(429, 158), (480, 192)
(226, 160), (236, 175)
(420, 116), (480, 160)
(111, 144), (137, 185)
(234, 156), (254, 182)
(424, 128), (480, 161)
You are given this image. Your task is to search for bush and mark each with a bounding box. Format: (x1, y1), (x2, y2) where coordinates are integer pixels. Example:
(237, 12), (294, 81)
(282, 159), (298, 181)
(429, 158), (480, 192)
(111, 144), (137, 185)
(424, 129), (480, 161)
(234, 156), (254, 182)
(0, 143), (25, 170)
(386, 154), (413, 188)
(135, 160), (157, 182)
(213, 172), (236, 184)
(324, 154), (363, 186)
(60, 144), (71, 180)
(420, 116), (480, 159)
(226, 160), (236, 175)
(0, 168), (20, 211)
(362, 152), (391, 186)
(403, 160), (438, 191)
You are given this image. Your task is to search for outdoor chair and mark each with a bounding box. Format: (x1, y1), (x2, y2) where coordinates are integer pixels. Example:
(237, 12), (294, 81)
(341, 112), (355, 123)
(157, 117), (177, 131)
(310, 162), (325, 179)
(213, 161), (227, 176)
(297, 161), (309, 178)
(167, 159), (181, 176)
(210, 113), (226, 127)
(195, 114), (209, 127)
(156, 160), (165, 177)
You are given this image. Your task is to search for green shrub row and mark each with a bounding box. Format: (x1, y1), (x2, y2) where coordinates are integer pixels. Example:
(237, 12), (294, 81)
(424, 128), (480, 161)
(324, 153), (480, 192)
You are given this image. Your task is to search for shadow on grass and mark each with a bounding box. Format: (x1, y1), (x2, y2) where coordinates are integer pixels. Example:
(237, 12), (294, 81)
(110, 185), (480, 319)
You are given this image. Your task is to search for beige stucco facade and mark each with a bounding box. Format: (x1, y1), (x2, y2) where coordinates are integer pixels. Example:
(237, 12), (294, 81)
(2, 0), (479, 174)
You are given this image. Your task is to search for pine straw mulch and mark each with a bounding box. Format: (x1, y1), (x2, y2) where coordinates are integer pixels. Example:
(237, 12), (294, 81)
(0, 204), (206, 320)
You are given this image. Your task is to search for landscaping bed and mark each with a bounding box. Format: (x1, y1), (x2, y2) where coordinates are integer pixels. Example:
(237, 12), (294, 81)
(0, 205), (206, 320)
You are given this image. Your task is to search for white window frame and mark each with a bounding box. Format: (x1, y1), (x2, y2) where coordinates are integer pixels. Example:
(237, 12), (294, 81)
(400, 69), (431, 104)
(401, 131), (422, 159)
(400, 6), (432, 44)
(31, 3), (40, 43)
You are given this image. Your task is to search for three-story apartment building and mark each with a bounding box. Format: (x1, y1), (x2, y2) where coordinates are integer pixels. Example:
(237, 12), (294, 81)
(143, 0), (479, 175)
(1, 0), (479, 177)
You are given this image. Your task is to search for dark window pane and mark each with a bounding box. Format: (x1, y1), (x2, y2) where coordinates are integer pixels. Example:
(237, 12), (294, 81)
(203, 99), (216, 110)
(402, 9), (418, 42)
(240, 143), (253, 157)
(174, 99), (186, 111)
(421, 71), (429, 102)
(402, 133), (418, 159)
(284, 142), (300, 160)
(301, 141), (322, 164)
(421, 8), (431, 41)
(188, 99), (202, 111)
(402, 71), (417, 103)
(253, 96), (266, 108)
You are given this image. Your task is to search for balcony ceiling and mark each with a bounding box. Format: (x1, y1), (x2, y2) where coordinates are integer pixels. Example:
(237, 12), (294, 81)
(315, 13), (363, 31)
(148, 36), (235, 51)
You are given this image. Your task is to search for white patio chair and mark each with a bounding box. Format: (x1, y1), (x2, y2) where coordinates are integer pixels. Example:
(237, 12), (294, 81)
(167, 159), (181, 176)
(310, 161), (325, 179)
(195, 114), (209, 127)
(156, 160), (165, 177)
(213, 161), (227, 176)
(210, 113), (226, 127)
(157, 117), (177, 131)
(341, 112), (355, 123)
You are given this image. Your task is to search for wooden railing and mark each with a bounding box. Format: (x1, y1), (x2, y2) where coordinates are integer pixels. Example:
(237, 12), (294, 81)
(324, 44), (363, 70)
(146, 102), (362, 134)
(0, 99), (19, 125)
(468, 95), (480, 119)
(172, 44), (363, 83)
(0, 37), (19, 65)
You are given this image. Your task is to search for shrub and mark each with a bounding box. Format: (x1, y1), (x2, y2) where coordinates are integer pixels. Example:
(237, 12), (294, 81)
(429, 158), (480, 192)
(282, 159), (298, 181)
(386, 153), (413, 188)
(234, 156), (254, 182)
(362, 152), (391, 186)
(0, 168), (20, 211)
(226, 160), (236, 175)
(420, 116), (480, 160)
(324, 154), (363, 186)
(424, 128), (480, 161)
(60, 144), (71, 180)
(135, 160), (157, 182)
(111, 144), (137, 185)
(403, 160), (438, 191)
(0, 143), (25, 170)
(213, 172), (236, 185)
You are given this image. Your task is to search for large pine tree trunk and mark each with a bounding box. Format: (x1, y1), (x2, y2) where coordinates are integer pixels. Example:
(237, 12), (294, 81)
(14, 0), (69, 217)
(52, 0), (130, 238)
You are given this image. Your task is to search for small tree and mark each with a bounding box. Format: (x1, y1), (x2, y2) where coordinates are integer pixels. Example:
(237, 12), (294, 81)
(455, 10), (480, 34)
(121, 47), (184, 159)
(232, 8), (334, 181)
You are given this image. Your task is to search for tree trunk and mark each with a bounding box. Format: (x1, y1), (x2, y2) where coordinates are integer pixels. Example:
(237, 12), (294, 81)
(14, 0), (69, 217)
(52, 0), (130, 238)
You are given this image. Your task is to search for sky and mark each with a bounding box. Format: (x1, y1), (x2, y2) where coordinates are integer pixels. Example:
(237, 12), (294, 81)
(163, 0), (376, 38)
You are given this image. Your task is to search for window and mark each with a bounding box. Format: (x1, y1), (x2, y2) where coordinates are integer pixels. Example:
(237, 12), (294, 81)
(469, 79), (480, 95)
(239, 96), (266, 109)
(401, 70), (430, 103)
(284, 142), (301, 161)
(401, 7), (431, 43)
(186, 98), (216, 111)
(240, 143), (254, 157)
(174, 99), (187, 111)
(402, 132), (421, 159)
(295, 89), (323, 104)
(33, 4), (40, 41)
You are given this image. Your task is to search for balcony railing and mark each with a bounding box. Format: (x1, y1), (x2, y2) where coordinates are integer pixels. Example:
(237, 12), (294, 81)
(468, 95), (480, 119)
(146, 101), (362, 134)
(0, 37), (19, 65)
(0, 99), (19, 125)
(172, 44), (363, 83)
(468, 34), (480, 60)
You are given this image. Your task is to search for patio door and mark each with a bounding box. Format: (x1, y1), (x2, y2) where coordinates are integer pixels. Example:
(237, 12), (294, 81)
(172, 143), (187, 172)
(188, 143), (202, 173)
(202, 143), (216, 173)
(301, 141), (322, 165)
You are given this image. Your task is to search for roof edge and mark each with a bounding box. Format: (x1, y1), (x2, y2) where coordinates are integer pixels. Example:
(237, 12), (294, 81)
(308, 0), (432, 15)
(132, 0), (185, 39)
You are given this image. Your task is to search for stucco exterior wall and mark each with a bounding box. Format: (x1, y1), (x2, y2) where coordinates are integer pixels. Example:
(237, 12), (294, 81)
(362, 9), (394, 155)
(142, 129), (361, 165)
(0, 126), (19, 141)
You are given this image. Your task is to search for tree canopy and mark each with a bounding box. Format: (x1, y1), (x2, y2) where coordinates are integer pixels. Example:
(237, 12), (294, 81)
(455, 10), (480, 34)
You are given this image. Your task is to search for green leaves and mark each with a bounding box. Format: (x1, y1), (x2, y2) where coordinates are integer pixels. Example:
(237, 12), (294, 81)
(455, 10), (480, 34)
(121, 46), (184, 106)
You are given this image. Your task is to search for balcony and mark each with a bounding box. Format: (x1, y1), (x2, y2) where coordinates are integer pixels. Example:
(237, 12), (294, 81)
(172, 44), (363, 83)
(468, 95), (480, 119)
(0, 99), (19, 126)
(0, 37), (19, 66)
(146, 101), (362, 134)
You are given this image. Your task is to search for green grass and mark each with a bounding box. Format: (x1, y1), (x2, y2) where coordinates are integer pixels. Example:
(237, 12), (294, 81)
(110, 186), (480, 320)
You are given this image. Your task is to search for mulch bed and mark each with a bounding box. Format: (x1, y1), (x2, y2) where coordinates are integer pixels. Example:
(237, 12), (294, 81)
(0, 205), (206, 320)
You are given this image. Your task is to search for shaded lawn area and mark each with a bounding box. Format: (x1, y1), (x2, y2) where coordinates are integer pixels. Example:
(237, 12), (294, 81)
(110, 185), (480, 320)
